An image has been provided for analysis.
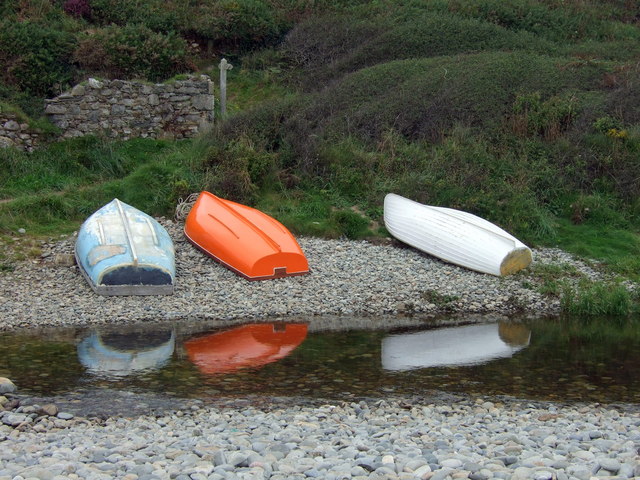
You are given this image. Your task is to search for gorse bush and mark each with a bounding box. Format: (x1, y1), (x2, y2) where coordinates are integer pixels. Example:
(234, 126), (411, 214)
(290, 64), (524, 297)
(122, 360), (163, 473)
(290, 52), (606, 144)
(88, 0), (186, 32)
(74, 25), (190, 81)
(191, 0), (285, 50)
(441, 0), (639, 42)
(282, 12), (556, 87)
(511, 92), (579, 139)
(0, 19), (76, 97)
(63, 0), (91, 19)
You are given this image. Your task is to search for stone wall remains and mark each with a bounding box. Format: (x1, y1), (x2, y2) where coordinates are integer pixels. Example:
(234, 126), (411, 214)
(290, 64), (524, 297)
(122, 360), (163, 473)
(0, 115), (42, 152)
(44, 75), (214, 140)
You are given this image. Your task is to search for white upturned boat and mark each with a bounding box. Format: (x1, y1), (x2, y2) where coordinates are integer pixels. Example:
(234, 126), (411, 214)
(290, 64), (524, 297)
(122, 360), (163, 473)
(381, 322), (531, 371)
(383, 193), (532, 276)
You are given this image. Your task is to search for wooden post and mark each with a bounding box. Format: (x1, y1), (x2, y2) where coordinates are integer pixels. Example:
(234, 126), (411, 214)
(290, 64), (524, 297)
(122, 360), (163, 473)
(219, 58), (233, 117)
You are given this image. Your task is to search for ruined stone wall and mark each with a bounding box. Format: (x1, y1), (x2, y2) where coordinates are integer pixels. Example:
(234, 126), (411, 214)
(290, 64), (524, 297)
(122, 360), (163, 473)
(0, 115), (42, 152)
(44, 75), (214, 140)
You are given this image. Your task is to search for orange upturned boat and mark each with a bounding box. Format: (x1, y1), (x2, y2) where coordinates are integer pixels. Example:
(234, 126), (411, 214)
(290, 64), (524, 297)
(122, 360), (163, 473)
(184, 191), (309, 280)
(184, 323), (308, 375)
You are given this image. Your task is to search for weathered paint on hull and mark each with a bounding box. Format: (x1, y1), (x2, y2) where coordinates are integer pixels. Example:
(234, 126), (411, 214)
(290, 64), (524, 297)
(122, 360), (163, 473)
(75, 199), (176, 295)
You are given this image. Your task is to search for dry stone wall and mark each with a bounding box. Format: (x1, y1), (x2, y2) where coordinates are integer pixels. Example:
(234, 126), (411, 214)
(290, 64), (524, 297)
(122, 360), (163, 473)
(0, 114), (42, 152)
(44, 75), (214, 140)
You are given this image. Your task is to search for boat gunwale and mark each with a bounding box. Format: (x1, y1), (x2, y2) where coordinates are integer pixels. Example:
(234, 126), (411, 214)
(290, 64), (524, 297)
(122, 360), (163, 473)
(74, 248), (175, 295)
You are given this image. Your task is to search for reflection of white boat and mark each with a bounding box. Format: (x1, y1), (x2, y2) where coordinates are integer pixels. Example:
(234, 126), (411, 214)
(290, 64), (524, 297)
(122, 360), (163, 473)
(383, 193), (532, 276)
(77, 330), (175, 376)
(381, 323), (530, 371)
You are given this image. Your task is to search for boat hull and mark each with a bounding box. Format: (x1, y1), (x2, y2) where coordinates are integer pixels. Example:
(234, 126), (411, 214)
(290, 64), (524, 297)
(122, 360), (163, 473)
(184, 191), (309, 280)
(75, 199), (176, 295)
(383, 193), (532, 276)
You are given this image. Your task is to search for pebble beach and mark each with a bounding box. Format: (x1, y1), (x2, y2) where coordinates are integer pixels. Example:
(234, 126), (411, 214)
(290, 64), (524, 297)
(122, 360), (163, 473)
(1, 219), (639, 480)
(0, 219), (608, 331)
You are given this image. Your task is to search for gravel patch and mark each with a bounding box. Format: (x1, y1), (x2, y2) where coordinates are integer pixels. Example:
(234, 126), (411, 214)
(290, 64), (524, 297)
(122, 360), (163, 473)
(0, 219), (615, 332)
(1, 394), (639, 480)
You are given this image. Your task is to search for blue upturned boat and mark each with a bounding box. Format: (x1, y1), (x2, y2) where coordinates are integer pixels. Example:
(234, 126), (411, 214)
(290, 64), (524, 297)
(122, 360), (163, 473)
(75, 199), (175, 295)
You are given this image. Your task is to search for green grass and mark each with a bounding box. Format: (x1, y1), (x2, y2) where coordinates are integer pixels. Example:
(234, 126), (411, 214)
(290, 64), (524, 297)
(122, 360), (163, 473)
(0, 136), (199, 235)
(218, 64), (290, 116)
(552, 219), (640, 281)
(561, 279), (637, 318)
(254, 189), (379, 240)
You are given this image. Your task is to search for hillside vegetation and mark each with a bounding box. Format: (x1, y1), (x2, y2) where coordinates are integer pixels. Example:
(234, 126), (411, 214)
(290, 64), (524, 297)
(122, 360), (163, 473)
(1, 0), (640, 287)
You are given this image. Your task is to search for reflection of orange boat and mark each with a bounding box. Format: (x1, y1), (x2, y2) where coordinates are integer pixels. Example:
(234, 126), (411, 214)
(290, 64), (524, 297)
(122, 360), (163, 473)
(184, 191), (309, 280)
(184, 323), (308, 374)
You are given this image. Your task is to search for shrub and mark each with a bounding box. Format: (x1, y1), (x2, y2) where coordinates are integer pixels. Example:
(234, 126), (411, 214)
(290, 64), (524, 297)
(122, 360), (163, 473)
(444, 0), (629, 42)
(330, 209), (370, 239)
(88, 0), (185, 32)
(511, 92), (579, 139)
(282, 12), (555, 87)
(295, 52), (605, 144)
(63, 0), (91, 19)
(282, 14), (382, 69)
(0, 20), (76, 97)
(190, 0), (284, 50)
(74, 25), (191, 81)
(199, 138), (271, 204)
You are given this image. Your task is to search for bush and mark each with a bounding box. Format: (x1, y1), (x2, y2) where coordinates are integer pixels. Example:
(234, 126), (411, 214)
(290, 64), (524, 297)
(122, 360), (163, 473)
(190, 0), (285, 50)
(296, 52), (605, 144)
(511, 92), (579, 139)
(88, 0), (186, 32)
(283, 11), (556, 87)
(74, 25), (191, 81)
(605, 63), (640, 125)
(63, 0), (91, 19)
(0, 19), (76, 97)
(444, 0), (634, 42)
(282, 14), (382, 70)
(330, 209), (370, 239)
(199, 137), (271, 204)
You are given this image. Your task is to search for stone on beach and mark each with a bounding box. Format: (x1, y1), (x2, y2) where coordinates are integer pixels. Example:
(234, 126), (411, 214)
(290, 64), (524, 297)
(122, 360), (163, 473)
(0, 378), (16, 394)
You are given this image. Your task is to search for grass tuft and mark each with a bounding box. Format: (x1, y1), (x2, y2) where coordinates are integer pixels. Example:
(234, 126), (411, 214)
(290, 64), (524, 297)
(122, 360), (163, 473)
(560, 279), (636, 317)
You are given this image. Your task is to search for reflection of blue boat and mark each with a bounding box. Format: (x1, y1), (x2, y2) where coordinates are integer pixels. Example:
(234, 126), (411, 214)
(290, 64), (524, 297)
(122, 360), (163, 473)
(381, 323), (530, 371)
(78, 330), (175, 376)
(75, 199), (175, 295)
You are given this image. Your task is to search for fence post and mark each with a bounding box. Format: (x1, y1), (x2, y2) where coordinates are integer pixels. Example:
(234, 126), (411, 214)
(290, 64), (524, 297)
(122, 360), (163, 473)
(219, 58), (233, 117)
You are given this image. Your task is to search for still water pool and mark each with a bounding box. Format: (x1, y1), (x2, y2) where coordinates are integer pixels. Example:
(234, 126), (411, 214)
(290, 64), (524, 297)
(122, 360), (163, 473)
(1, 316), (639, 404)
